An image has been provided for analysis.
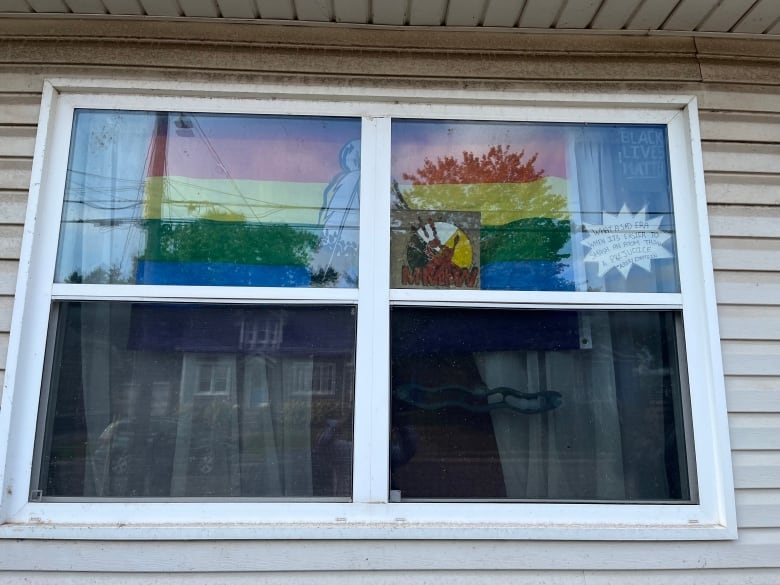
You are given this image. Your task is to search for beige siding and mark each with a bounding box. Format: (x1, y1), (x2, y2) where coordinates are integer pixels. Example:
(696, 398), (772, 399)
(0, 89), (36, 381)
(700, 79), (780, 579)
(705, 174), (780, 206)
(715, 271), (780, 305)
(699, 112), (780, 143)
(0, 18), (779, 584)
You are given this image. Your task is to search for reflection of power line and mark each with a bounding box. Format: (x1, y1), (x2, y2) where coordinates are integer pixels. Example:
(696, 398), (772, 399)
(187, 115), (261, 222)
(62, 218), (145, 227)
(63, 198), (143, 211)
(161, 178), (318, 221)
(59, 218), (341, 230)
(66, 168), (147, 184)
(68, 176), (323, 218)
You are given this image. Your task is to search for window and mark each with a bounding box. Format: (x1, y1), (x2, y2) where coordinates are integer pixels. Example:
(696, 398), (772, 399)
(0, 82), (735, 539)
(39, 109), (360, 501)
(388, 120), (687, 503)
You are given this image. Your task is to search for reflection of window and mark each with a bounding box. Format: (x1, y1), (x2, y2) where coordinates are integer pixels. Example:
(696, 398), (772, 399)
(2, 88), (733, 540)
(308, 361), (336, 396)
(240, 314), (285, 352)
(194, 359), (232, 396)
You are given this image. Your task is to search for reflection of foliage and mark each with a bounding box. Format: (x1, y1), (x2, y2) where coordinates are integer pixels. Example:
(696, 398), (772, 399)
(401, 145), (568, 223)
(404, 145), (545, 185)
(65, 265), (133, 284)
(140, 217), (318, 266)
(481, 218), (571, 263)
(310, 267), (340, 286)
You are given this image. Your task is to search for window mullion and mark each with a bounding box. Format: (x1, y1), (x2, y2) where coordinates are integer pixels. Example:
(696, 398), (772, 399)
(352, 116), (392, 503)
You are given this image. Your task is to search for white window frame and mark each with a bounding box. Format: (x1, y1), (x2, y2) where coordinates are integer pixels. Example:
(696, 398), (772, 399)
(0, 79), (736, 541)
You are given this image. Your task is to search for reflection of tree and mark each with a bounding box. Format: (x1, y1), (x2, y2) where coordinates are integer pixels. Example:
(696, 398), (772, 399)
(402, 145), (569, 222)
(401, 145), (572, 289)
(65, 265), (133, 284)
(404, 145), (545, 185)
(310, 267), (340, 286)
(140, 210), (318, 267)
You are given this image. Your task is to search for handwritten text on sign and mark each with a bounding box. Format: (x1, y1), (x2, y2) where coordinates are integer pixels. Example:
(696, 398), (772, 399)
(618, 128), (666, 180)
(582, 206), (673, 278)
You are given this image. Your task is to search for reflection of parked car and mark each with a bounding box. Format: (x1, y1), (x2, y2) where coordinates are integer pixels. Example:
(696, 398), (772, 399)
(93, 417), (177, 497)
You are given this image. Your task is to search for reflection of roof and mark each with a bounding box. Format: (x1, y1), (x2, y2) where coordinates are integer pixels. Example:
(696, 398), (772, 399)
(127, 304), (356, 355)
(392, 307), (580, 355)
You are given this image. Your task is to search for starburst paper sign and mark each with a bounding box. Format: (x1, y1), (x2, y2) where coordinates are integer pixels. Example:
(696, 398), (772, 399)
(582, 205), (673, 278)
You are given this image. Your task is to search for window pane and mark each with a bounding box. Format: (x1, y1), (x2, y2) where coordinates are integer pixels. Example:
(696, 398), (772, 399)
(390, 308), (691, 501)
(36, 303), (356, 499)
(391, 121), (679, 293)
(56, 110), (361, 287)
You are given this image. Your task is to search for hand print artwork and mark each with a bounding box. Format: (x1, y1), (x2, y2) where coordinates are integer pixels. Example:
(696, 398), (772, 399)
(390, 211), (480, 289)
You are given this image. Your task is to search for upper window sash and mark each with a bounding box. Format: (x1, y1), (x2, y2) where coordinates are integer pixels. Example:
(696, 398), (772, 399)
(47, 100), (678, 304)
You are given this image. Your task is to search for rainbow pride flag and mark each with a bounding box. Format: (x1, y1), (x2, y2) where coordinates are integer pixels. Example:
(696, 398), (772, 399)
(392, 122), (575, 291)
(137, 113), (361, 287)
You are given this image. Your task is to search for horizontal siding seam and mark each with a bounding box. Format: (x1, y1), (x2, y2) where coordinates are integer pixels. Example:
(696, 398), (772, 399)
(702, 138), (780, 145)
(705, 170), (780, 177)
(707, 203), (780, 209)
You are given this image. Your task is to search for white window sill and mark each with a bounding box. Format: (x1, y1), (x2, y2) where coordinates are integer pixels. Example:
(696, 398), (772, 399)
(0, 501), (736, 540)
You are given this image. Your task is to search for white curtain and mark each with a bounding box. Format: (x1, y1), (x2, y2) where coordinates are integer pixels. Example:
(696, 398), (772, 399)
(240, 355), (314, 497)
(470, 130), (628, 500)
(79, 303), (113, 497)
(67, 113), (319, 498)
(474, 316), (625, 501)
(82, 307), (316, 498)
(57, 111), (153, 284)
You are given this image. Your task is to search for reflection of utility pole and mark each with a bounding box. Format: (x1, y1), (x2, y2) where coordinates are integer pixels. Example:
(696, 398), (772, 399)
(144, 111), (168, 264)
(127, 111), (168, 496)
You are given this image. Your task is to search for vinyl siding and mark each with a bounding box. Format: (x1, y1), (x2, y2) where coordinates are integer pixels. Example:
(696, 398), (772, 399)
(699, 63), (780, 563)
(0, 18), (778, 583)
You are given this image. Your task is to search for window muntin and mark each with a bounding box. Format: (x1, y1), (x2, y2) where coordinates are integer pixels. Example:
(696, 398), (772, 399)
(37, 302), (356, 499)
(390, 120), (679, 293)
(57, 110), (361, 288)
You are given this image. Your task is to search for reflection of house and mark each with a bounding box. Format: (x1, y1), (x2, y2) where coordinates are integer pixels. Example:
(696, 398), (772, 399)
(137, 307), (354, 498)
(78, 305), (356, 500)
(1, 3), (780, 583)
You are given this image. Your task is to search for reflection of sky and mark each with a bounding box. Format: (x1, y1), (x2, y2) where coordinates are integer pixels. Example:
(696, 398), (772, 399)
(391, 120), (570, 182)
(159, 114), (360, 183)
(56, 110), (361, 282)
